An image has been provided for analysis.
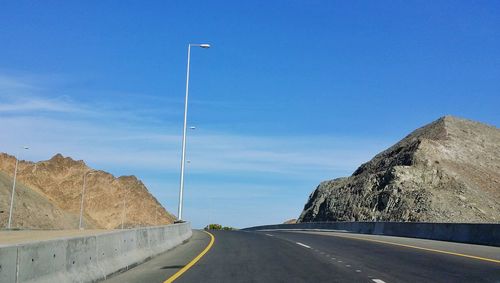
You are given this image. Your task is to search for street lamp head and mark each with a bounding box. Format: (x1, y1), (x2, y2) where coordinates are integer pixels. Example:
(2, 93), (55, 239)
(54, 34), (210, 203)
(189, 126), (196, 130)
(23, 146), (29, 150)
(199, 44), (211, 48)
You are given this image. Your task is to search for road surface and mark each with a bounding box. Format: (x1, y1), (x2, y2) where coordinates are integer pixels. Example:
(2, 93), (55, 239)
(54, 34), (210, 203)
(103, 229), (500, 283)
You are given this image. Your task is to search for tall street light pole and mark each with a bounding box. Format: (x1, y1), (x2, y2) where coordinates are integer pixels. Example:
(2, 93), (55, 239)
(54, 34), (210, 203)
(7, 146), (29, 229)
(79, 170), (96, 230)
(178, 43), (210, 221)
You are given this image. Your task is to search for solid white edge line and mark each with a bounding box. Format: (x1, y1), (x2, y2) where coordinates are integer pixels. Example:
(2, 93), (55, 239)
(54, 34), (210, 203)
(372, 279), (386, 283)
(296, 242), (311, 249)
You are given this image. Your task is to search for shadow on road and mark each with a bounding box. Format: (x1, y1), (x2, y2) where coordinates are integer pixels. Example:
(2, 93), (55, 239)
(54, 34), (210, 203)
(160, 265), (185, 269)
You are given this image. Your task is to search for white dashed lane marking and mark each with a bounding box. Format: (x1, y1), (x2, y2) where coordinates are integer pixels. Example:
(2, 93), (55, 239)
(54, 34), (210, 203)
(265, 234), (274, 237)
(296, 242), (311, 249)
(306, 246), (384, 282)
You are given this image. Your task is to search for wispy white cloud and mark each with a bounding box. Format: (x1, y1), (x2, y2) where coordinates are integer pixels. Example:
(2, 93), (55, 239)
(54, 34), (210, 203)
(0, 72), (392, 177)
(0, 97), (81, 113)
(0, 115), (386, 177)
(0, 73), (88, 114)
(0, 72), (392, 228)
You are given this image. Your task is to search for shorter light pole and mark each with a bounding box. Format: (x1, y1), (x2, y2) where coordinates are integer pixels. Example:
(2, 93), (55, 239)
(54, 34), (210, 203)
(79, 170), (96, 230)
(7, 146), (29, 229)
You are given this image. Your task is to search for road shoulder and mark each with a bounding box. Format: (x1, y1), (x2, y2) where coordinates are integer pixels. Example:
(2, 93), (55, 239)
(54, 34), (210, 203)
(102, 230), (210, 283)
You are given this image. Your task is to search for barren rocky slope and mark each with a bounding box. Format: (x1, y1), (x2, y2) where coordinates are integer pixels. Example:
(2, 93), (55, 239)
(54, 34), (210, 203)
(299, 116), (500, 223)
(0, 172), (84, 229)
(0, 153), (176, 229)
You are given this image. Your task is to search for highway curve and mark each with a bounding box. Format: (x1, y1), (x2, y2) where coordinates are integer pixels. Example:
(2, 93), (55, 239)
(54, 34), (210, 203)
(103, 230), (500, 283)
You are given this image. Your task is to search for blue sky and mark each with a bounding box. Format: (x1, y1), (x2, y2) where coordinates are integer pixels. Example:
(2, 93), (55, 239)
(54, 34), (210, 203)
(1, 1), (499, 228)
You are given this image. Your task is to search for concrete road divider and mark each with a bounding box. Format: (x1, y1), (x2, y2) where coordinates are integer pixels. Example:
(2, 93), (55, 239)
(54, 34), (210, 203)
(243, 222), (500, 247)
(0, 223), (192, 283)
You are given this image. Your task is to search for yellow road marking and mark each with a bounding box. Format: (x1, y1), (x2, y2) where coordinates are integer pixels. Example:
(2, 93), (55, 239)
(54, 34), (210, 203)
(322, 233), (500, 264)
(164, 231), (215, 283)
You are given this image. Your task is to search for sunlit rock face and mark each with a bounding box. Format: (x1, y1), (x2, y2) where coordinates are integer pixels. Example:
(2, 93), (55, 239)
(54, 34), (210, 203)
(299, 116), (500, 223)
(0, 153), (176, 229)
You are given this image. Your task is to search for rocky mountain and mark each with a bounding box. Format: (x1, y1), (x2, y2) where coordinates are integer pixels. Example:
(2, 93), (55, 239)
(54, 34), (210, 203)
(0, 153), (176, 229)
(299, 116), (500, 223)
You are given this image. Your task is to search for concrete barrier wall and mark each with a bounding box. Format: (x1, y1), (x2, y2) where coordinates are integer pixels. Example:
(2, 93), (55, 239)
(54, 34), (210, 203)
(243, 222), (500, 247)
(0, 223), (192, 283)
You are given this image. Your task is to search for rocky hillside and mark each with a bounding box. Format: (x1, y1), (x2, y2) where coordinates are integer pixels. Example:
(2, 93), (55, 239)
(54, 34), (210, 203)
(299, 116), (500, 223)
(0, 153), (176, 229)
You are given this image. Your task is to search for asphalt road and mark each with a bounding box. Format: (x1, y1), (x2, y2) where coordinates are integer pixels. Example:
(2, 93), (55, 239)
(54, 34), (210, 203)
(102, 230), (211, 283)
(103, 230), (500, 283)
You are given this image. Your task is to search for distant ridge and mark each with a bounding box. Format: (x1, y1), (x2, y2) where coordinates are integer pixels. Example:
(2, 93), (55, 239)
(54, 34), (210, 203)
(0, 153), (176, 229)
(299, 116), (500, 223)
